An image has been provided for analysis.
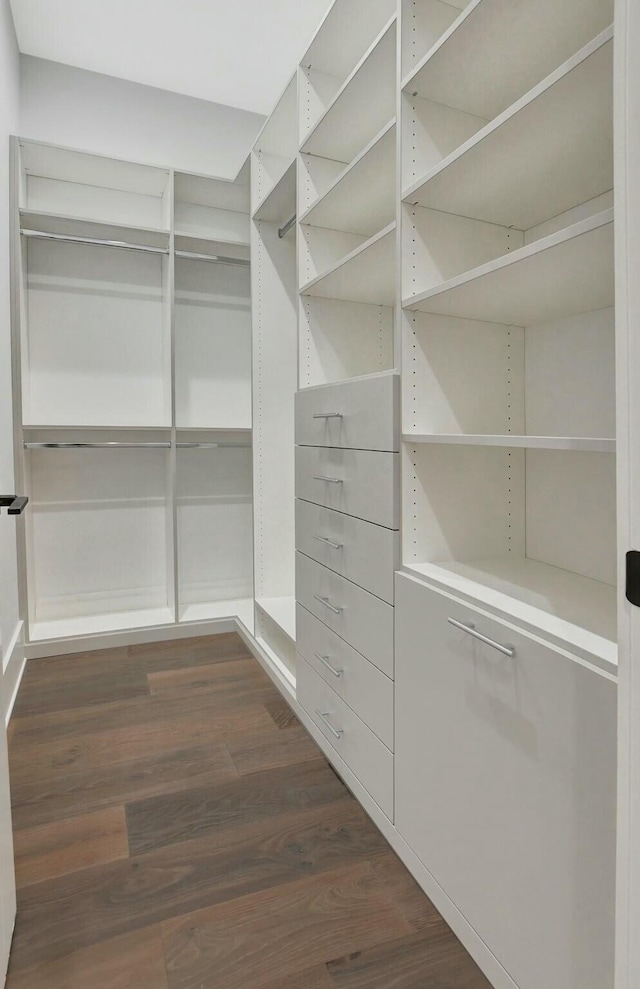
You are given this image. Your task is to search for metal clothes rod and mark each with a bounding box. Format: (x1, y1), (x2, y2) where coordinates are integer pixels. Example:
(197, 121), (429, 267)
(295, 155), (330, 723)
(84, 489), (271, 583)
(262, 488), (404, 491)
(21, 229), (170, 256)
(175, 250), (249, 268)
(177, 445), (250, 450)
(24, 442), (171, 449)
(278, 214), (296, 239)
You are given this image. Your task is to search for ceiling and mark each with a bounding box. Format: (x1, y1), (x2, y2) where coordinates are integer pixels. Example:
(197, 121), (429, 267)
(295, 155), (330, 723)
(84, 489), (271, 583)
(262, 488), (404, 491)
(9, 0), (334, 116)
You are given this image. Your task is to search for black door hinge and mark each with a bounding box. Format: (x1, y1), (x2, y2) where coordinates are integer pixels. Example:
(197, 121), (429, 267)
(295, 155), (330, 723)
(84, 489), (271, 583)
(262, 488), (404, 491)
(626, 551), (640, 607)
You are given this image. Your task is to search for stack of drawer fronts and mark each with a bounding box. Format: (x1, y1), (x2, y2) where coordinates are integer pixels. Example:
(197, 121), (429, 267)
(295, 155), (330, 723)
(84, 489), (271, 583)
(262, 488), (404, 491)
(294, 371), (400, 820)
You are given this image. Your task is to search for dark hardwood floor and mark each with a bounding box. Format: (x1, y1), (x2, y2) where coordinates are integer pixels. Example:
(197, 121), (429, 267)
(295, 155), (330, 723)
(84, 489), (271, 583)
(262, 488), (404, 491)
(6, 632), (492, 988)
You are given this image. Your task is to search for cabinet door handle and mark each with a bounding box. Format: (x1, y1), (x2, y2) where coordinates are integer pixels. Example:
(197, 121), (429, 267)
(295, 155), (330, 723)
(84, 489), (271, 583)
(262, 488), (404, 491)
(447, 618), (516, 658)
(315, 652), (343, 677)
(315, 709), (343, 738)
(314, 594), (342, 615)
(312, 412), (343, 419)
(313, 535), (343, 550)
(313, 475), (343, 484)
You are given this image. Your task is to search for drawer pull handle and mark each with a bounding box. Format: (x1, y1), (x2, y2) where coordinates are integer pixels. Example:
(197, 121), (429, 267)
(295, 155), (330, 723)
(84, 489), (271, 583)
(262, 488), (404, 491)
(314, 535), (343, 550)
(312, 412), (343, 419)
(315, 652), (343, 677)
(315, 709), (343, 739)
(314, 594), (343, 615)
(313, 475), (343, 484)
(447, 618), (516, 658)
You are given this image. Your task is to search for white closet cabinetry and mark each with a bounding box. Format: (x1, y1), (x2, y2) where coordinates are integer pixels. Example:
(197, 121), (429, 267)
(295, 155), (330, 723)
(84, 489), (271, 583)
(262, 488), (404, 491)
(251, 74), (299, 683)
(12, 140), (254, 643)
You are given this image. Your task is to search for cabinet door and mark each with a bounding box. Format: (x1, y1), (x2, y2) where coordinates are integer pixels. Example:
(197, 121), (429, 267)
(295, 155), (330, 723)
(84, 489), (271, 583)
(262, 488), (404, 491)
(395, 573), (616, 989)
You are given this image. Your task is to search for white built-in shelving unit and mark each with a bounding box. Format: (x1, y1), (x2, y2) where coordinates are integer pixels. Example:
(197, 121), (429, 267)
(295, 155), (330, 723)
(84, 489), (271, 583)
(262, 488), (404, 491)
(12, 139), (254, 644)
(401, 0), (616, 668)
(251, 74), (299, 683)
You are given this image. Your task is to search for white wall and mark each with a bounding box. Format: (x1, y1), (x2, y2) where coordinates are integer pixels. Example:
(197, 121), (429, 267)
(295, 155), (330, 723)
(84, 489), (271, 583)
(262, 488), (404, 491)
(19, 55), (266, 179)
(0, 0), (23, 712)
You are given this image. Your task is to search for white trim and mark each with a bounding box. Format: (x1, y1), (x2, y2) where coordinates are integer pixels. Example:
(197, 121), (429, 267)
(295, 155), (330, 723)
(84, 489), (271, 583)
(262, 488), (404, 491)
(24, 616), (236, 659)
(3, 622), (27, 726)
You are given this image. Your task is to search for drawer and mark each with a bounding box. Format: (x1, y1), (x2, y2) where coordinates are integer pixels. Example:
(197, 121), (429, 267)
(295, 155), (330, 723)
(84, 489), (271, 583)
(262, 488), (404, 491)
(394, 572), (616, 989)
(296, 553), (394, 673)
(295, 372), (399, 451)
(297, 654), (394, 819)
(296, 446), (399, 529)
(295, 499), (399, 604)
(297, 603), (394, 746)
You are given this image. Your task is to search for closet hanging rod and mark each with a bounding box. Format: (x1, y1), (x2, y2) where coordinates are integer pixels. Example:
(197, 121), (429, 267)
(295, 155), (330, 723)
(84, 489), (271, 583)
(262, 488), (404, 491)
(175, 250), (249, 267)
(20, 230), (170, 256)
(23, 442), (172, 450)
(176, 442), (249, 449)
(278, 214), (296, 239)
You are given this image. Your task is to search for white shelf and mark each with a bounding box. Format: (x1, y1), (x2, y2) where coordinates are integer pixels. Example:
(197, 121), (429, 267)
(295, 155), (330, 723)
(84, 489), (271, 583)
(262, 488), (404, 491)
(252, 159), (296, 225)
(403, 209), (614, 324)
(404, 434), (615, 453)
(174, 233), (250, 261)
(402, 29), (613, 231)
(402, 0), (613, 120)
(180, 598), (254, 631)
(404, 558), (617, 674)
(256, 596), (296, 642)
(300, 119), (396, 235)
(300, 221), (396, 306)
(301, 17), (397, 163)
(29, 607), (175, 642)
(20, 209), (170, 250)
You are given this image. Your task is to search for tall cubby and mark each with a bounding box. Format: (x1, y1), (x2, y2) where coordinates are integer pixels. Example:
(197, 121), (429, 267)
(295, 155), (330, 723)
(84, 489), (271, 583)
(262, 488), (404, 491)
(12, 139), (253, 643)
(400, 2), (616, 666)
(251, 75), (299, 682)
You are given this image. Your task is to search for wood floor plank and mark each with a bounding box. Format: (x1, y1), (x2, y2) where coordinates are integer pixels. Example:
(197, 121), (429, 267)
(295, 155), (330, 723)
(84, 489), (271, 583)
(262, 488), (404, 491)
(12, 667), (150, 718)
(326, 927), (494, 988)
(147, 657), (265, 697)
(11, 742), (238, 830)
(6, 925), (168, 989)
(14, 806), (129, 888)
(125, 758), (348, 856)
(10, 798), (387, 970)
(161, 862), (413, 989)
(225, 722), (324, 776)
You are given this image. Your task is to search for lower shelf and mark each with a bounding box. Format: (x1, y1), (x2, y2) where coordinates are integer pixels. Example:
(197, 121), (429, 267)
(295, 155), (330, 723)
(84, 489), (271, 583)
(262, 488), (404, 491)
(255, 596), (296, 641)
(403, 557), (617, 673)
(180, 597), (254, 632)
(29, 606), (176, 642)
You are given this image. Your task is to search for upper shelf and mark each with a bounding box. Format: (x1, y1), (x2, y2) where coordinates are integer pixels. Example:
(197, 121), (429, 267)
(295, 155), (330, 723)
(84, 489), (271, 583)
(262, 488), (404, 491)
(302, 0), (396, 83)
(252, 160), (296, 226)
(300, 120), (396, 236)
(301, 17), (396, 163)
(402, 0), (614, 121)
(20, 209), (170, 251)
(300, 222), (396, 307)
(402, 29), (613, 232)
(403, 209), (614, 325)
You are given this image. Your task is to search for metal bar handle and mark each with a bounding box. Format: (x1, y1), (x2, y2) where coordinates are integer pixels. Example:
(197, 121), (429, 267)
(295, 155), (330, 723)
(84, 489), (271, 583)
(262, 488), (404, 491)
(312, 413), (343, 419)
(24, 442), (171, 450)
(314, 594), (342, 615)
(313, 535), (343, 550)
(447, 618), (516, 658)
(315, 709), (343, 739)
(315, 653), (343, 678)
(313, 475), (343, 484)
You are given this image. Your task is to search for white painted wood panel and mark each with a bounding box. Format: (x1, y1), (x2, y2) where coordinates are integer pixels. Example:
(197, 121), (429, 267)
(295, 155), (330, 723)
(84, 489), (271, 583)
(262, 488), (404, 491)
(297, 653), (394, 818)
(299, 298), (394, 387)
(296, 552), (394, 673)
(295, 499), (399, 604)
(296, 446), (399, 528)
(295, 371), (399, 451)
(395, 573), (616, 989)
(297, 604), (394, 745)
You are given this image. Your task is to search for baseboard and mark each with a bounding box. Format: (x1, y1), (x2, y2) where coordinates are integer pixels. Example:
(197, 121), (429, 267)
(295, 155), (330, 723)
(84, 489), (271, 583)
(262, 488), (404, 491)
(24, 617), (237, 659)
(239, 625), (518, 989)
(3, 621), (27, 727)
